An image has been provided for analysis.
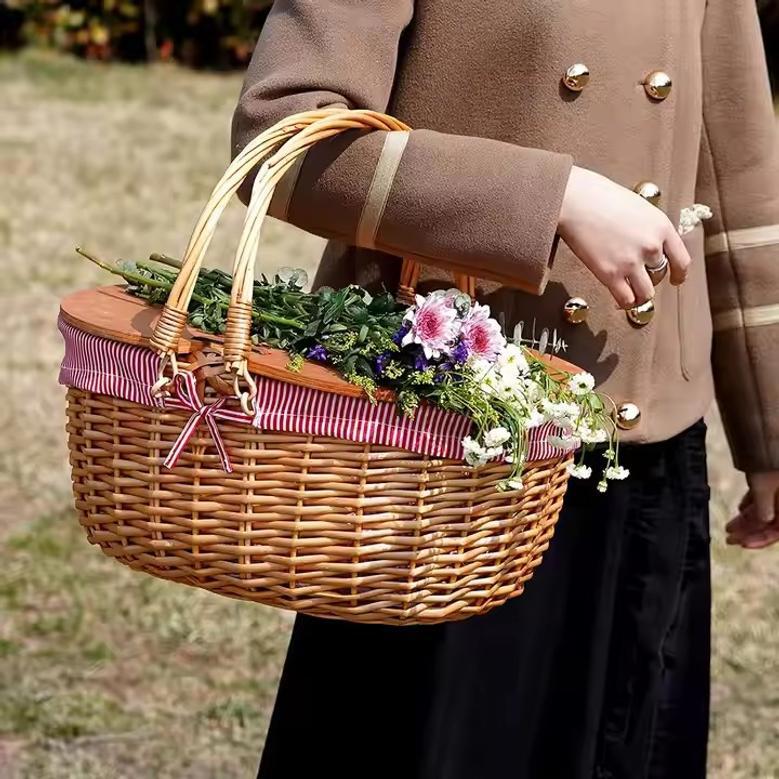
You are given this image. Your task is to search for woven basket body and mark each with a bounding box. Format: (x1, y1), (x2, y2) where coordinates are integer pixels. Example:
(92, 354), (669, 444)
(61, 109), (576, 625)
(65, 384), (571, 624)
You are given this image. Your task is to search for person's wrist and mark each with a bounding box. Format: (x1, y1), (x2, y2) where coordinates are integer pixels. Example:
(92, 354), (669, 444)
(557, 165), (583, 235)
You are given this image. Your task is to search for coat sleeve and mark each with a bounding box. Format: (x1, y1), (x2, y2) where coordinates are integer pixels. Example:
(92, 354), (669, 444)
(696, 0), (779, 472)
(231, 0), (573, 295)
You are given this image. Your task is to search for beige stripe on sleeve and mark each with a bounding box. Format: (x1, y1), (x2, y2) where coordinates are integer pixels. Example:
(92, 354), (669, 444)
(705, 224), (779, 256)
(713, 303), (779, 332)
(268, 152), (307, 221)
(355, 130), (410, 249)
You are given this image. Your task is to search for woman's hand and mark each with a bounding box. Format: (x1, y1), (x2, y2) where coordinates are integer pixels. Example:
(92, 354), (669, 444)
(726, 472), (779, 549)
(558, 166), (693, 308)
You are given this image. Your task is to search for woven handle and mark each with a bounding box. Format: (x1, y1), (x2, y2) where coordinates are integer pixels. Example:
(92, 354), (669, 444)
(149, 107), (344, 356)
(223, 109), (478, 370)
(149, 108), (478, 372)
(223, 110), (408, 369)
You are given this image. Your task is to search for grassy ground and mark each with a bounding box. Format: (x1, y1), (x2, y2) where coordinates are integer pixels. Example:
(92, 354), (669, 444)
(0, 50), (777, 778)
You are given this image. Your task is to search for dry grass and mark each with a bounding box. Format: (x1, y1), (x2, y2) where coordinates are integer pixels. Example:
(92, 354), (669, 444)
(0, 49), (776, 778)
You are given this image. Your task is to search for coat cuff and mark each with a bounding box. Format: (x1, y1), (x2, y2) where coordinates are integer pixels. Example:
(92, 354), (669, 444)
(708, 235), (779, 472)
(713, 323), (779, 472)
(281, 127), (573, 296)
(376, 129), (573, 295)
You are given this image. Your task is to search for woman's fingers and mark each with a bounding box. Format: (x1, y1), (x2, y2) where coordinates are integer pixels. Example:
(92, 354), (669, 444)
(663, 228), (693, 285)
(627, 268), (655, 307)
(725, 503), (779, 549)
(557, 166), (694, 302)
(610, 277), (637, 309)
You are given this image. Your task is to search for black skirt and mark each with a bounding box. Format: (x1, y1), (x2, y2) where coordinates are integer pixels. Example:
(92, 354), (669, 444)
(257, 420), (711, 779)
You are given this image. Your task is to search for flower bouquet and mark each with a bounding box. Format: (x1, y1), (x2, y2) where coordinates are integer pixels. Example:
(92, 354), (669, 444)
(80, 249), (627, 492)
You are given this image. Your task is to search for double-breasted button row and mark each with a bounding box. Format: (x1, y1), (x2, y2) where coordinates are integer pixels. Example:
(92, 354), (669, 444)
(558, 63), (671, 431)
(562, 65), (673, 101)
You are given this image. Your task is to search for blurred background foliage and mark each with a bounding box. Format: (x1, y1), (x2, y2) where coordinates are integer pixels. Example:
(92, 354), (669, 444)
(0, 0), (776, 80)
(0, 0), (272, 68)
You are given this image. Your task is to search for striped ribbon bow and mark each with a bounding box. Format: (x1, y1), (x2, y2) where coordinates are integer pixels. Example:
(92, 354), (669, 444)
(162, 370), (251, 473)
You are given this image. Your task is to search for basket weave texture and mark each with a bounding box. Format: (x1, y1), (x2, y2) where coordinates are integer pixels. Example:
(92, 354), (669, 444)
(62, 109), (575, 625)
(65, 386), (571, 624)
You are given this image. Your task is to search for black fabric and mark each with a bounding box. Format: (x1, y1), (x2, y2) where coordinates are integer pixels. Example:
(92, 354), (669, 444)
(257, 420), (711, 779)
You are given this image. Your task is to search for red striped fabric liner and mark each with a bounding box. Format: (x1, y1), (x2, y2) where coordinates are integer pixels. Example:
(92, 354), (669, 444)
(57, 315), (571, 462)
(524, 420), (570, 462)
(251, 376), (473, 460)
(58, 316), (164, 408)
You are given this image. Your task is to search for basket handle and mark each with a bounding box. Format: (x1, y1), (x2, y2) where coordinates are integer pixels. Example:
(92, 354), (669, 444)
(148, 107), (346, 357)
(222, 109), (477, 375)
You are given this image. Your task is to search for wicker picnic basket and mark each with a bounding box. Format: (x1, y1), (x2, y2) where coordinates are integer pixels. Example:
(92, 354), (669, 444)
(60, 109), (575, 625)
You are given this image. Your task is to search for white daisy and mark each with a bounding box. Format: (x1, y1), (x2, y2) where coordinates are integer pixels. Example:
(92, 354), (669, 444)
(540, 399), (581, 426)
(567, 462), (592, 479)
(568, 372), (595, 397)
(577, 424), (608, 445)
(484, 427), (511, 447)
(462, 436), (487, 467)
(547, 434), (581, 452)
(496, 343), (530, 377)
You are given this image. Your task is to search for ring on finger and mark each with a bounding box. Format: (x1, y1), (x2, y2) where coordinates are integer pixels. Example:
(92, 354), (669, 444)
(645, 254), (669, 286)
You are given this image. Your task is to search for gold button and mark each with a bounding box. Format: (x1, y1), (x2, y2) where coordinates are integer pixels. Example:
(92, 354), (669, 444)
(634, 181), (662, 206)
(626, 299), (655, 327)
(563, 297), (589, 324)
(615, 402), (641, 430)
(562, 64), (590, 92)
(643, 71), (672, 100)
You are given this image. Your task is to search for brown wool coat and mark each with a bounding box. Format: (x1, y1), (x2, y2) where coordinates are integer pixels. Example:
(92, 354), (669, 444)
(232, 0), (779, 472)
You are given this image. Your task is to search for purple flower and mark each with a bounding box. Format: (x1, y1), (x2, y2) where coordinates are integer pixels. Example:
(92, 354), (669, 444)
(392, 323), (411, 346)
(307, 344), (328, 361)
(434, 362), (453, 383)
(414, 353), (430, 372)
(374, 352), (392, 374)
(451, 340), (469, 364)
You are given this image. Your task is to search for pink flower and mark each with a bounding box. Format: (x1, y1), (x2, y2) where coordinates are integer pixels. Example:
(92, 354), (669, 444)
(460, 303), (506, 362)
(402, 293), (460, 359)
